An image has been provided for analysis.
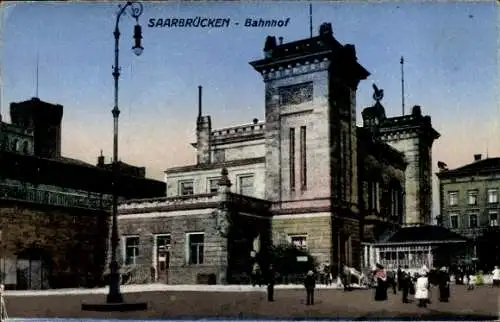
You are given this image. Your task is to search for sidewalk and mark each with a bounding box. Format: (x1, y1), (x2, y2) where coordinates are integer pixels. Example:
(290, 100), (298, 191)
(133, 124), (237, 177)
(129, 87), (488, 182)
(4, 282), (367, 297)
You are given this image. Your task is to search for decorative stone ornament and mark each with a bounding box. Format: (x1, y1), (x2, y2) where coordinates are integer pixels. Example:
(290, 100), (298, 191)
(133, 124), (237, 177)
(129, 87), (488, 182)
(213, 209), (231, 238)
(218, 167), (232, 188)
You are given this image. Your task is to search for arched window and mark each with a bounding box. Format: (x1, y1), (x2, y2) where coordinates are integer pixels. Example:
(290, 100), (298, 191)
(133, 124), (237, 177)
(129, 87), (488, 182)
(22, 141), (29, 154)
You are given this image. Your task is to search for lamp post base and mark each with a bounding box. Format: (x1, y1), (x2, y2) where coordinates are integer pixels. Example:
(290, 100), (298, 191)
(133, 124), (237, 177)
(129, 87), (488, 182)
(106, 270), (123, 304)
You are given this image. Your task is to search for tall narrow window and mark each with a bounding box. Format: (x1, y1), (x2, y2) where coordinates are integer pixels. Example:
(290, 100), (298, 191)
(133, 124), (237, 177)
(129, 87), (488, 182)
(186, 233), (204, 265)
(342, 133), (348, 200)
(289, 128), (295, 191)
(300, 126), (307, 190)
(123, 236), (140, 265)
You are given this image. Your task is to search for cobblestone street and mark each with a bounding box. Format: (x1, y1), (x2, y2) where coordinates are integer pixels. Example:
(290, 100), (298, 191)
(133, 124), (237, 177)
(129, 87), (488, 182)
(4, 284), (499, 320)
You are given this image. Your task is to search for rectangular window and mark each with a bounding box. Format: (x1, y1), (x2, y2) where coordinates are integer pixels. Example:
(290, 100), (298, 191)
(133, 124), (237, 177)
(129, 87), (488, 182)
(289, 128), (296, 191)
(124, 236), (140, 265)
(238, 175), (255, 196)
(289, 234), (307, 250)
(186, 233), (204, 265)
(392, 189), (399, 217)
(300, 126), (307, 190)
(488, 188), (498, 204)
(469, 213), (478, 228)
(449, 214), (459, 229)
(370, 182), (378, 210)
(155, 234), (171, 271)
(490, 211), (498, 227)
(341, 133), (347, 200)
(467, 190), (478, 205)
(448, 191), (458, 206)
(208, 178), (220, 194)
(179, 180), (194, 196)
(278, 82), (313, 106)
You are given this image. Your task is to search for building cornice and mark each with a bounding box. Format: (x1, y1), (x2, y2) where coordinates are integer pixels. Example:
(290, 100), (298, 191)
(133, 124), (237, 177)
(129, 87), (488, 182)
(165, 157), (265, 174)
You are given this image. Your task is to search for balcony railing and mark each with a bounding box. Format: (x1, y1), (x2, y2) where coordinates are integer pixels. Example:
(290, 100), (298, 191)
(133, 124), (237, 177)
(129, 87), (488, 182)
(0, 182), (112, 210)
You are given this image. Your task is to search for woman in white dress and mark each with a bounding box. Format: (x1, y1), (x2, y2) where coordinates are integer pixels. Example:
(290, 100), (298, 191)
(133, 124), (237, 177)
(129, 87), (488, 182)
(415, 271), (430, 308)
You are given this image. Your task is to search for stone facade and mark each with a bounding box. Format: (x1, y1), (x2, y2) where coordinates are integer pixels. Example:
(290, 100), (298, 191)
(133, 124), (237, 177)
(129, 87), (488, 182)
(116, 176), (273, 285)
(376, 106), (439, 225)
(0, 199), (109, 290)
(115, 22), (436, 282)
(436, 156), (500, 267)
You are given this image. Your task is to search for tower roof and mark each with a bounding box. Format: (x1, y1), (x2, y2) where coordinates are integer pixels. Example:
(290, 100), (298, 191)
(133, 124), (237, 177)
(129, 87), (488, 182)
(249, 23), (370, 85)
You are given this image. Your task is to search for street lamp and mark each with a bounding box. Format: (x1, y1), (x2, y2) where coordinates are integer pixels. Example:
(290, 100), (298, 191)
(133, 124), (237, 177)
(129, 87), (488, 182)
(108, 1), (144, 304)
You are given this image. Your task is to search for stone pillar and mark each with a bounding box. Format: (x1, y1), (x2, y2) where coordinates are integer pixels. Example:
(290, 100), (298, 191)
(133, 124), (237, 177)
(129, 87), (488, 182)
(363, 245), (368, 267)
(216, 168), (232, 284)
(427, 246), (432, 268)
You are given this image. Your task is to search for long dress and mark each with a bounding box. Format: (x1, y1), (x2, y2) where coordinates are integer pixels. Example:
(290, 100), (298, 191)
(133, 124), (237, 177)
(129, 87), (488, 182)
(415, 276), (429, 307)
(374, 269), (388, 301)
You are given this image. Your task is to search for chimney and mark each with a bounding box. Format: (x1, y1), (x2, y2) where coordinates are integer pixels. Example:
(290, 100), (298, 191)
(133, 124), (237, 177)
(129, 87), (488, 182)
(474, 154), (482, 162)
(97, 150), (105, 167)
(196, 86), (212, 165)
(198, 85), (202, 120)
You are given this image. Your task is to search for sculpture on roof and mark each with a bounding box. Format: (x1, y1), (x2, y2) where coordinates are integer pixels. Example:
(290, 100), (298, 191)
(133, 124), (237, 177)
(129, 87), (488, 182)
(372, 84), (384, 103)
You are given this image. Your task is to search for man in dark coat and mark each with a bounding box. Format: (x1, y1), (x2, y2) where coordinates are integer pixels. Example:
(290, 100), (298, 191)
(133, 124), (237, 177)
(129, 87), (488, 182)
(438, 267), (450, 302)
(267, 264), (276, 302)
(387, 268), (397, 294)
(304, 270), (316, 305)
(397, 266), (403, 291)
(400, 271), (410, 303)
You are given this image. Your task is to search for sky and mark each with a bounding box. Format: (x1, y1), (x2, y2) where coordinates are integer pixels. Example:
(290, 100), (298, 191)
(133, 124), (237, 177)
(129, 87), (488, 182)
(1, 1), (498, 217)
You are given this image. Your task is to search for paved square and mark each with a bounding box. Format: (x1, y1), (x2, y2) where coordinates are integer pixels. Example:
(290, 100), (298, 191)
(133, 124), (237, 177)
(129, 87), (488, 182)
(4, 285), (499, 320)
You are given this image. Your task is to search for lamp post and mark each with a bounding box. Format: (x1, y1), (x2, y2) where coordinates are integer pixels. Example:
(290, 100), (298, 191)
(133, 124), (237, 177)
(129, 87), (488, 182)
(107, 1), (144, 304)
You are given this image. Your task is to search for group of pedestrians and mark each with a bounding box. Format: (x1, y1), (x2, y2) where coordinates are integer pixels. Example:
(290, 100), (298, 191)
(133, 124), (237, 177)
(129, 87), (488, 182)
(372, 264), (451, 307)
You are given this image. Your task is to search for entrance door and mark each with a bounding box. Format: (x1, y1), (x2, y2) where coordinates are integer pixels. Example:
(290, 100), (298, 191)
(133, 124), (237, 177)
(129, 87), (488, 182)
(156, 235), (171, 283)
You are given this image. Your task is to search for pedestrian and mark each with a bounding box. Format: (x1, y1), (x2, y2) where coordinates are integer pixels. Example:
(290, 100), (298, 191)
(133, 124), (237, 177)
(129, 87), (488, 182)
(492, 266), (500, 287)
(387, 268), (397, 294)
(304, 270), (316, 305)
(397, 266), (403, 291)
(323, 264), (332, 286)
(438, 267), (450, 302)
(251, 262), (262, 287)
(467, 273), (476, 290)
(374, 263), (388, 301)
(267, 264), (276, 302)
(401, 271), (410, 303)
(415, 270), (430, 308)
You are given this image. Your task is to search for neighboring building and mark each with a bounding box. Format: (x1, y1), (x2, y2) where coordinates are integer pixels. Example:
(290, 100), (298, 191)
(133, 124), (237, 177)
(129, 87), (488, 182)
(0, 97), (166, 290)
(117, 23), (439, 284)
(436, 155), (500, 269)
